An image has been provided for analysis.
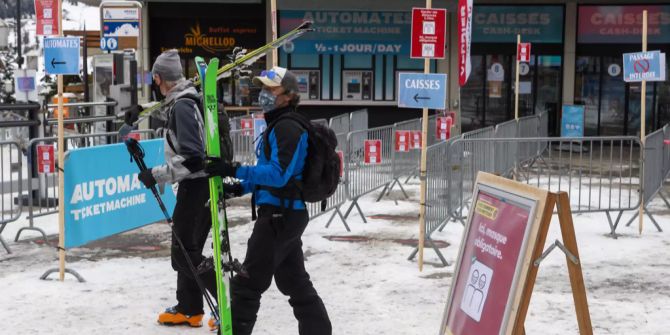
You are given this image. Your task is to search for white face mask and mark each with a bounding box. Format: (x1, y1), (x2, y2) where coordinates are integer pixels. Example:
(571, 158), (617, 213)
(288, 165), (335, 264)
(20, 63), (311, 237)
(258, 89), (277, 112)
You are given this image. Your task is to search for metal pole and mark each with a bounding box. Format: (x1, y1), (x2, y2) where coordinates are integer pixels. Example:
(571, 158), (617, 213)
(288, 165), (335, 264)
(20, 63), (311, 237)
(16, 0), (23, 68)
(515, 34), (521, 121)
(639, 10), (647, 235)
(57, 0), (66, 281)
(418, 0), (432, 272)
(270, 0), (278, 67)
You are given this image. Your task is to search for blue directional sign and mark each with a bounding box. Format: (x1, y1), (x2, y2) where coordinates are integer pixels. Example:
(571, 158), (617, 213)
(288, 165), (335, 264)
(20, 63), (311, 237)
(397, 72), (447, 109)
(623, 50), (667, 82)
(44, 37), (81, 75)
(100, 36), (118, 51)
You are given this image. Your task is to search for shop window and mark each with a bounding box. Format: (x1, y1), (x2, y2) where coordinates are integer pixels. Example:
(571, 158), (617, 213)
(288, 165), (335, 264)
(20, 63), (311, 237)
(574, 56), (601, 136)
(385, 55), (394, 101)
(375, 56), (384, 101)
(322, 56), (331, 100)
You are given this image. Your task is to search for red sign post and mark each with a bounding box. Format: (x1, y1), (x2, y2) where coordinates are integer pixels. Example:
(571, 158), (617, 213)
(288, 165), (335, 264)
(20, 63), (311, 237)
(437, 116), (453, 141)
(411, 8), (447, 59)
(37, 144), (55, 174)
(517, 42), (531, 62)
(411, 130), (422, 150)
(364, 140), (382, 164)
(34, 0), (60, 36)
(395, 130), (410, 152)
(241, 118), (253, 136)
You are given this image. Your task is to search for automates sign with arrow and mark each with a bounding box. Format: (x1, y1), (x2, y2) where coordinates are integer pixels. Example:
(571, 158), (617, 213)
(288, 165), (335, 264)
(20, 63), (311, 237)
(397, 72), (447, 109)
(44, 37), (81, 75)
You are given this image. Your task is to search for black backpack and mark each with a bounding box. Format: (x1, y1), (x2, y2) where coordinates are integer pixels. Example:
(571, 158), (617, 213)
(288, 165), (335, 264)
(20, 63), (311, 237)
(173, 96), (234, 163)
(262, 111), (340, 208)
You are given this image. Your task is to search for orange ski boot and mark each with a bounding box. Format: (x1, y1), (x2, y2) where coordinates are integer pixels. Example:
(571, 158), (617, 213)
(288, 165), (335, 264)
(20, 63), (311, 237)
(157, 306), (204, 327)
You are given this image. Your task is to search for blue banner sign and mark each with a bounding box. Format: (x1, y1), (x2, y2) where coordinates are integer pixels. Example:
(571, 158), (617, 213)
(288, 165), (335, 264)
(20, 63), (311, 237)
(280, 10), (411, 54)
(64, 140), (177, 248)
(623, 50), (667, 82)
(44, 37), (80, 75)
(472, 6), (564, 43)
(561, 105), (585, 138)
(397, 72), (447, 109)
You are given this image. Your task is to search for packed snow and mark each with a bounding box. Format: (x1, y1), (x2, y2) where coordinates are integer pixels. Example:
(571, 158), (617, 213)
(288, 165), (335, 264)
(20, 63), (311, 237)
(2, 180), (670, 334)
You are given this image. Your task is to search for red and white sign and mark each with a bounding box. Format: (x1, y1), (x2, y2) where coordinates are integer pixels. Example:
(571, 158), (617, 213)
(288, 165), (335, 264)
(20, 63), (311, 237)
(410, 8), (447, 59)
(411, 131), (422, 150)
(437, 116), (453, 141)
(395, 130), (410, 152)
(458, 0), (473, 86)
(34, 0), (60, 36)
(252, 112), (265, 119)
(241, 118), (253, 136)
(336, 150), (344, 177)
(37, 144), (55, 174)
(364, 140), (382, 164)
(443, 189), (533, 334)
(517, 42), (531, 62)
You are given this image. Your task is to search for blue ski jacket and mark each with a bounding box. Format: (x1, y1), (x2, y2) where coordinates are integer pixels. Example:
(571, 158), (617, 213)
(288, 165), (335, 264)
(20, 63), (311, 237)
(235, 107), (308, 210)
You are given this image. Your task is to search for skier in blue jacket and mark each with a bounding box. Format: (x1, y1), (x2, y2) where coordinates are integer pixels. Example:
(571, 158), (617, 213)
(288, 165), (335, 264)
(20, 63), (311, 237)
(206, 66), (332, 335)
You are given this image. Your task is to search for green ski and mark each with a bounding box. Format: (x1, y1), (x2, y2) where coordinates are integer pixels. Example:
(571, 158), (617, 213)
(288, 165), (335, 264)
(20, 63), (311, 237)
(195, 56), (233, 335)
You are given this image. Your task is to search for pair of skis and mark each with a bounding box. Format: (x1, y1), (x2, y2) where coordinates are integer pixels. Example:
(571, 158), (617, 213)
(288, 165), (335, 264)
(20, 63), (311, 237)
(118, 21), (314, 139)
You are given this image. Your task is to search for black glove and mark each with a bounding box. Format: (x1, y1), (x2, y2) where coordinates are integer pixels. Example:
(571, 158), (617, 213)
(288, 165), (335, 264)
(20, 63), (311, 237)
(205, 158), (240, 178)
(138, 169), (157, 188)
(124, 105), (143, 126)
(222, 181), (244, 199)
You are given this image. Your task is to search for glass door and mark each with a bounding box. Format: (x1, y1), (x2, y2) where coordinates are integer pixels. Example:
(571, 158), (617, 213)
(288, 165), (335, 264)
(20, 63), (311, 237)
(460, 55), (486, 132)
(600, 57), (626, 136)
(575, 56), (601, 136)
(485, 54), (512, 126)
(627, 82), (655, 136)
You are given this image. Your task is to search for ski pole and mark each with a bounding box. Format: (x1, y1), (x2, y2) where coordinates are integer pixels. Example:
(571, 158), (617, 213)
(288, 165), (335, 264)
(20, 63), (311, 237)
(124, 138), (220, 322)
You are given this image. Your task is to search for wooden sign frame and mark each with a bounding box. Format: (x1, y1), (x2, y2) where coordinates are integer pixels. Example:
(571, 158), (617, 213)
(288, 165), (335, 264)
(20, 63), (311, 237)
(440, 172), (593, 335)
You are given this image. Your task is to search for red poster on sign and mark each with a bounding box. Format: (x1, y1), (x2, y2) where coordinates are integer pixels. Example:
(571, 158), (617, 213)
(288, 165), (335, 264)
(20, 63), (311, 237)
(241, 118), (253, 136)
(517, 43), (531, 62)
(411, 8), (447, 59)
(336, 150), (344, 177)
(444, 188), (535, 335)
(364, 140), (382, 164)
(437, 116), (453, 141)
(37, 144), (55, 174)
(458, 0), (473, 86)
(34, 0), (60, 36)
(395, 130), (410, 152)
(411, 131), (422, 150)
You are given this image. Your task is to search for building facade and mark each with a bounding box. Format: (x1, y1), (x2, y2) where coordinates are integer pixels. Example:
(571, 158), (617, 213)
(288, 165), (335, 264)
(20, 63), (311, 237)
(143, 0), (670, 133)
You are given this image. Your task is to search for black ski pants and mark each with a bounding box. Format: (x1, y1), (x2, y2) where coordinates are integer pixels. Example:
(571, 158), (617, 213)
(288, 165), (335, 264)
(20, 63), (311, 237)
(171, 178), (218, 315)
(231, 205), (331, 335)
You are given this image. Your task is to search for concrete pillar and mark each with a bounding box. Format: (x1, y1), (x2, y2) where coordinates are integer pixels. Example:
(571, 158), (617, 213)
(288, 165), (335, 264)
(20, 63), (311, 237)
(562, 2), (577, 106)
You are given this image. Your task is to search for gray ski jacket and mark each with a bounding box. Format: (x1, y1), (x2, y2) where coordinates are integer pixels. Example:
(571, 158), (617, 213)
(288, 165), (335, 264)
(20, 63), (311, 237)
(151, 79), (207, 184)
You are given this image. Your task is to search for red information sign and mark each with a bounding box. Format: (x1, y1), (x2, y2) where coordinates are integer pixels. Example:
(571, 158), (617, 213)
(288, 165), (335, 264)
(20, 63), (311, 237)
(517, 42), (531, 62)
(37, 144), (55, 174)
(336, 150), (344, 177)
(241, 118), (253, 136)
(411, 8), (447, 59)
(411, 130), (422, 150)
(395, 130), (410, 152)
(34, 0), (60, 36)
(364, 140), (382, 164)
(444, 186), (536, 335)
(437, 116), (453, 141)
(458, 0), (473, 86)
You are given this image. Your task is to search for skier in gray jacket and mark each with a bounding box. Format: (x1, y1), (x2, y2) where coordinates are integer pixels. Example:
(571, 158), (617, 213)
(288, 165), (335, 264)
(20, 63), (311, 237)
(136, 49), (218, 328)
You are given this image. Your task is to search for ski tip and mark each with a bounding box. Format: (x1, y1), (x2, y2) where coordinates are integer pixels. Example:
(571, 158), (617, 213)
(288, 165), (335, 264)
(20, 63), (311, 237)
(298, 21), (314, 31)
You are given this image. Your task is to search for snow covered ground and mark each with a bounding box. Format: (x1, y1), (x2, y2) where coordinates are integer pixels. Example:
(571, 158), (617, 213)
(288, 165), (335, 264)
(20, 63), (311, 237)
(1, 181), (670, 334)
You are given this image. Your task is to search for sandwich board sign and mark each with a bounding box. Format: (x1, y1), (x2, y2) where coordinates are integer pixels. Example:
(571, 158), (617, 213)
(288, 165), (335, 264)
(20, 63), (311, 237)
(440, 172), (593, 335)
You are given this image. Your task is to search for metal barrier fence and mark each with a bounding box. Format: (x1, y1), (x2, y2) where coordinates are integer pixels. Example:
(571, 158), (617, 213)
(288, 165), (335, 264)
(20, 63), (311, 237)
(0, 141), (24, 253)
(329, 113), (350, 135)
(517, 115), (540, 164)
(350, 109), (368, 133)
(306, 132), (351, 231)
(448, 137), (643, 237)
(493, 120), (518, 176)
(343, 124), (395, 222)
(14, 130), (157, 242)
(230, 129), (257, 165)
(388, 118), (422, 196)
